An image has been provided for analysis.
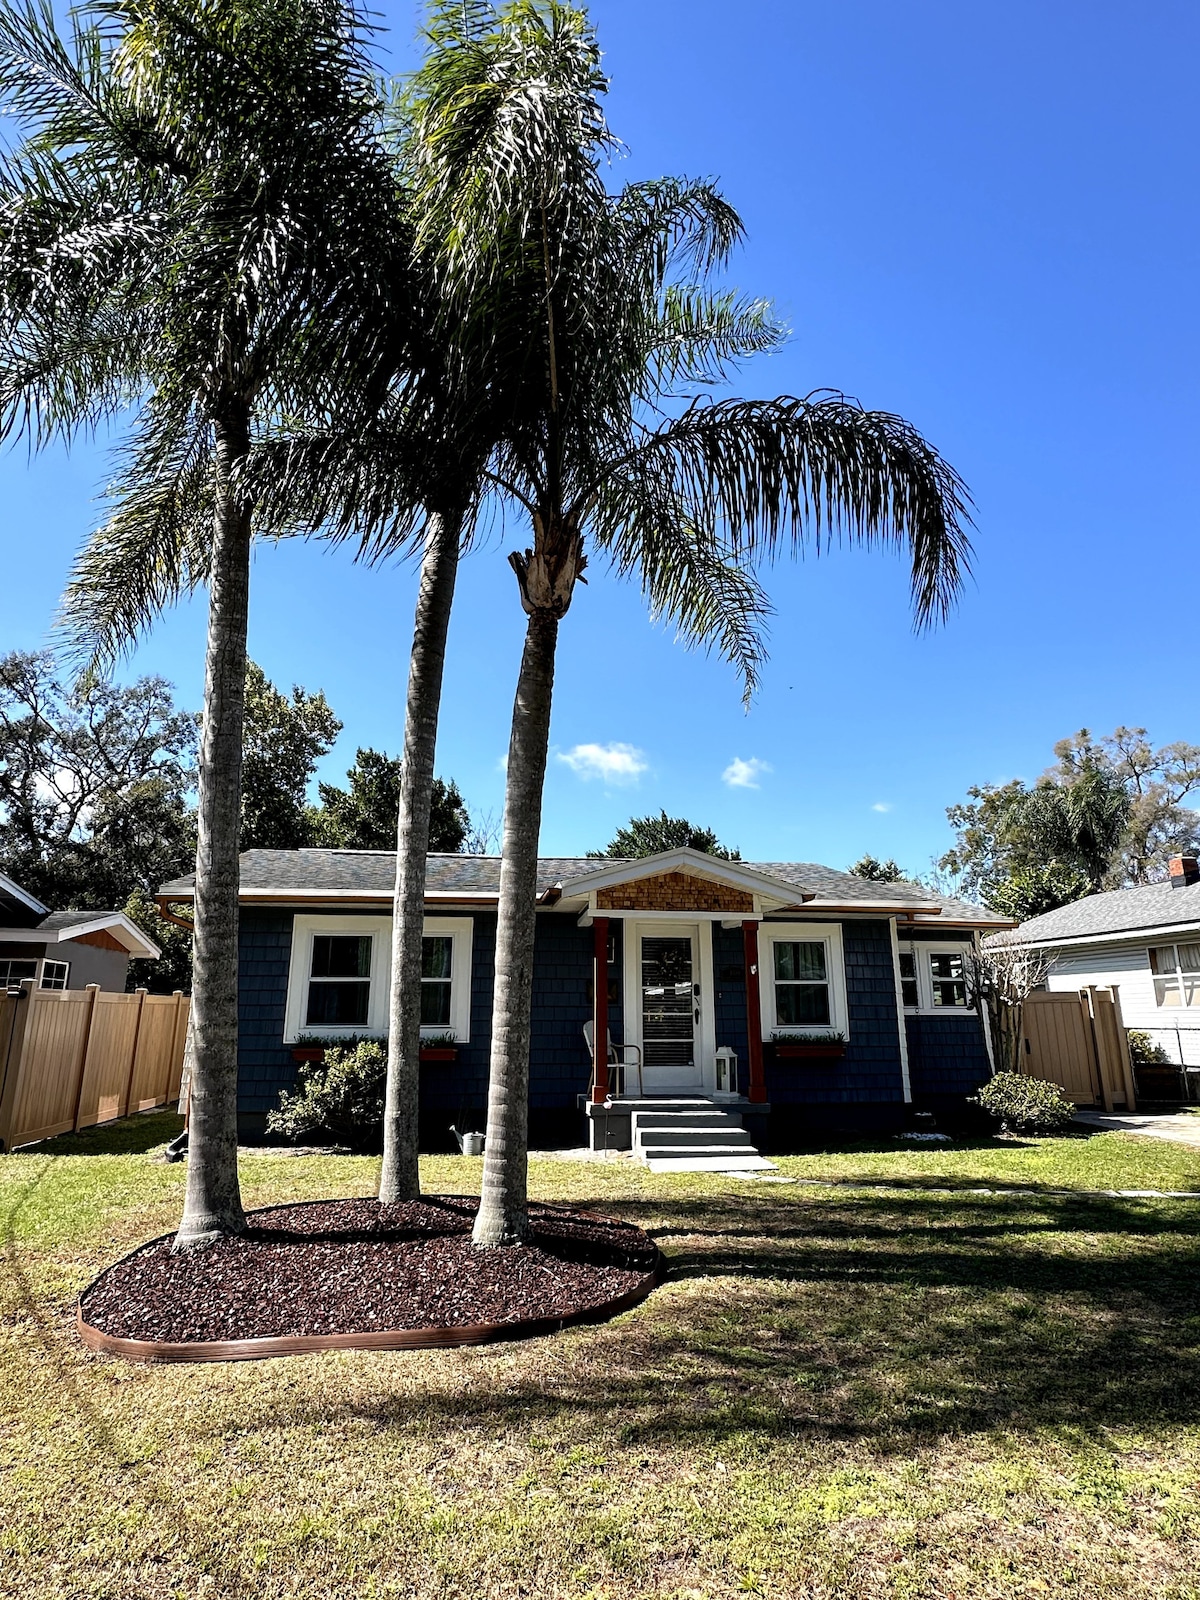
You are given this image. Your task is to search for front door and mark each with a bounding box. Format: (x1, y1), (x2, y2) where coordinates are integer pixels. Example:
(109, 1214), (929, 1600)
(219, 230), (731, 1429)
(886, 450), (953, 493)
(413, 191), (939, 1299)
(637, 926), (704, 1093)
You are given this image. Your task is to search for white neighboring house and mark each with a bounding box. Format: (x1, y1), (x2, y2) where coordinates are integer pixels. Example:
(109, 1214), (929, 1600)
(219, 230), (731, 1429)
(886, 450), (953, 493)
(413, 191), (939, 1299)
(988, 854), (1200, 1067)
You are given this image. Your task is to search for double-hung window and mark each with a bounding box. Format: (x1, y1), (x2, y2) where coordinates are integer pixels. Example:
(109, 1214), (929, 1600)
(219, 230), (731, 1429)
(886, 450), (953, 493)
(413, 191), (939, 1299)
(758, 924), (848, 1037)
(285, 915), (473, 1041)
(306, 934), (373, 1027)
(1149, 942), (1200, 1008)
(0, 958), (38, 988)
(421, 936), (454, 1027)
(898, 943), (972, 1011)
(772, 940), (832, 1027)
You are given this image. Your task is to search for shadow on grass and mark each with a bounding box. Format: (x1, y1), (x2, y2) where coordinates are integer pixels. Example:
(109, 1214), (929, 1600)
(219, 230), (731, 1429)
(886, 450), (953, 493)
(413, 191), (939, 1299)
(14, 1110), (184, 1158)
(230, 1186), (1200, 1454)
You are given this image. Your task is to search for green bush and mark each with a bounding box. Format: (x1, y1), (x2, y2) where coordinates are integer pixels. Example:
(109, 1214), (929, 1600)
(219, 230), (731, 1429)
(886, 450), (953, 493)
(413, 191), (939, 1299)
(266, 1040), (387, 1153)
(974, 1071), (1075, 1134)
(1127, 1029), (1171, 1066)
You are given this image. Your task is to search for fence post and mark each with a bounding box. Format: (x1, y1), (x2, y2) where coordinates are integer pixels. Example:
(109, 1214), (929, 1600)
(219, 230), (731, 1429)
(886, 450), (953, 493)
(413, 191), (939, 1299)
(168, 992), (189, 1107)
(122, 988), (149, 1117)
(72, 985), (104, 1132)
(1077, 988), (1107, 1109)
(0, 979), (38, 1153)
(1107, 986), (1137, 1111)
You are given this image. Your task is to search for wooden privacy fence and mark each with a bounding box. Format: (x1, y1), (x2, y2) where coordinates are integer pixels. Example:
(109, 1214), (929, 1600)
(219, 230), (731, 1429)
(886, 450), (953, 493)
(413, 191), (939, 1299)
(1020, 986), (1137, 1111)
(0, 980), (189, 1151)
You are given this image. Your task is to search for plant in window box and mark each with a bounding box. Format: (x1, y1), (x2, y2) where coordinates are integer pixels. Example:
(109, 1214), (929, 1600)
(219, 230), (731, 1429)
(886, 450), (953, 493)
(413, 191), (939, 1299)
(771, 1031), (847, 1060)
(419, 1032), (458, 1062)
(290, 1032), (374, 1064)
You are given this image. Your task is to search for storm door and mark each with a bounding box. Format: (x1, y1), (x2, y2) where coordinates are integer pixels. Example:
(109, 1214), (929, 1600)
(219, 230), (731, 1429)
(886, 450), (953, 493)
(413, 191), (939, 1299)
(638, 929), (703, 1091)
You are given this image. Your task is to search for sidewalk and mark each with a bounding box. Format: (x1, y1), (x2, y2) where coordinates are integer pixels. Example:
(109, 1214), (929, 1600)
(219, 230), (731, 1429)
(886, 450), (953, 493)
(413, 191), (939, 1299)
(1075, 1109), (1200, 1148)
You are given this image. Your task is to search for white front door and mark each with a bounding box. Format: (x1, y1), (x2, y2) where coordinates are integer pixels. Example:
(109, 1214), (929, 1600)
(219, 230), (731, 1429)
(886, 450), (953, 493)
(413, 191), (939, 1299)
(630, 923), (711, 1093)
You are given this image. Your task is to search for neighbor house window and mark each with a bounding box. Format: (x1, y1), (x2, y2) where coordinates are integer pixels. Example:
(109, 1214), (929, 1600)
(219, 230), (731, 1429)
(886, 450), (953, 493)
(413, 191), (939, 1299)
(305, 934), (373, 1027)
(0, 959), (38, 988)
(1150, 942), (1200, 1008)
(772, 940), (831, 1027)
(40, 960), (69, 991)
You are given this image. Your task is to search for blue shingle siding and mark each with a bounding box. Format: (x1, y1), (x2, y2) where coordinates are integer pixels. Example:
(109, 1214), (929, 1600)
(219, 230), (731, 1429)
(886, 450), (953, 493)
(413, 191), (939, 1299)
(236, 908), (296, 1119)
(763, 919), (906, 1108)
(236, 905), (987, 1141)
(905, 1014), (991, 1101)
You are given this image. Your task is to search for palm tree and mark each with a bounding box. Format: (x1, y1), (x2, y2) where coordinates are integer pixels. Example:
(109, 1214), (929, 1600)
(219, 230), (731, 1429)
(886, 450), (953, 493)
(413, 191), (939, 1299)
(0, 0), (404, 1245)
(409, 0), (974, 1247)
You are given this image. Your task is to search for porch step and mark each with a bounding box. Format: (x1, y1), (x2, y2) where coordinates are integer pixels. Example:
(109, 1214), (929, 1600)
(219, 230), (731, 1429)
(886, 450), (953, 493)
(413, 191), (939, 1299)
(634, 1125), (754, 1150)
(630, 1101), (774, 1174)
(643, 1154), (777, 1174)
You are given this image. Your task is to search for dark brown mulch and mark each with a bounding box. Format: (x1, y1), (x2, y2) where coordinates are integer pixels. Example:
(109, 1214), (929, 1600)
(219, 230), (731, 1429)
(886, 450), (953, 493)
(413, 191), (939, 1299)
(80, 1197), (660, 1345)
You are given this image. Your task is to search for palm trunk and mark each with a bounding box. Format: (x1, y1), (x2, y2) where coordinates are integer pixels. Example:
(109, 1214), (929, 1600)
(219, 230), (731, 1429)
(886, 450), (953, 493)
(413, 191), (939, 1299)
(175, 408), (252, 1248)
(472, 607), (559, 1248)
(379, 507), (462, 1204)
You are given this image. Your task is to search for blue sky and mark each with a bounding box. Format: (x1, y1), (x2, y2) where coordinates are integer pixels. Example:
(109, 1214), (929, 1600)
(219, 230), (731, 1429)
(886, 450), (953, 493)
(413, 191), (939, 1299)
(3, 0), (1198, 872)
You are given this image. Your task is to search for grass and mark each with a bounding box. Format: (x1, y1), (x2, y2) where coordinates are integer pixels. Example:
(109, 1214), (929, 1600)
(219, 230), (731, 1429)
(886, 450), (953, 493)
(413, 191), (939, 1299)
(3, 1116), (1200, 1599)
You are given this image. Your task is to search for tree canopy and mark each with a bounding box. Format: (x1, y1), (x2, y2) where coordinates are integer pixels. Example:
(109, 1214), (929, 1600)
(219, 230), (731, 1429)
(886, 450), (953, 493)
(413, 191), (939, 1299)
(848, 854), (906, 883)
(241, 664), (341, 851)
(939, 726), (1200, 920)
(590, 811), (740, 860)
(313, 749), (470, 853)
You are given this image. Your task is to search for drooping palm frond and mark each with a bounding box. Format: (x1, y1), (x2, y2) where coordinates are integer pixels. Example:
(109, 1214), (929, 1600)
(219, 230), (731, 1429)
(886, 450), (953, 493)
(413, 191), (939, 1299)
(581, 393), (973, 629)
(59, 409), (215, 670)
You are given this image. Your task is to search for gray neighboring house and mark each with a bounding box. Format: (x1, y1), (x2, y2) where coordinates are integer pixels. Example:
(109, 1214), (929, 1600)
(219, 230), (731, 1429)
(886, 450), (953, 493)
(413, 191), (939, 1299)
(989, 853), (1200, 1066)
(0, 869), (161, 993)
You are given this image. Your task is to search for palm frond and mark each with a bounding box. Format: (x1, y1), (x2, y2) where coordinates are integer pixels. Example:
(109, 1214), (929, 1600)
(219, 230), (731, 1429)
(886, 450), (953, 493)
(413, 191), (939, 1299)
(583, 393), (973, 628)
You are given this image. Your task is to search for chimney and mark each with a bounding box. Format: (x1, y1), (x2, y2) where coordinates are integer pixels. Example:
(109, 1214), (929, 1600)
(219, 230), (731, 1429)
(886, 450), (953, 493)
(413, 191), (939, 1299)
(1168, 855), (1200, 889)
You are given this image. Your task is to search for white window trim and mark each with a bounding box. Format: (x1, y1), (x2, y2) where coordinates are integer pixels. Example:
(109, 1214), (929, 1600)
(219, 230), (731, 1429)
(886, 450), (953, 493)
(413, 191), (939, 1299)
(419, 917), (474, 1041)
(898, 940), (974, 1015)
(757, 922), (848, 1039)
(40, 959), (70, 990)
(283, 915), (473, 1043)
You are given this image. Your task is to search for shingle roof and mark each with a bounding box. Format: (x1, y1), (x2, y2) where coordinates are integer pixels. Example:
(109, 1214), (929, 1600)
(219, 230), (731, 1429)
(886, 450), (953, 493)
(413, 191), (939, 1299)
(992, 878), (1200, 947)
(159, 849), (1003, 924)
(37, 909), (125, 932)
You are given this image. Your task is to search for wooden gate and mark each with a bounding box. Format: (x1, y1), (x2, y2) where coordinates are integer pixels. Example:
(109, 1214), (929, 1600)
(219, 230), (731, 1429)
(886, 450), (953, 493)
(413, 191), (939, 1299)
(1020, 987), (1137, 1110)
(0, 981), (189, 1151)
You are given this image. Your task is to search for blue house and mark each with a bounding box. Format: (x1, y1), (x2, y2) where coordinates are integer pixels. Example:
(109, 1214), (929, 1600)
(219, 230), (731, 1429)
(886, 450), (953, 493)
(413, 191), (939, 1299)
(159, 847), (1007, 1151)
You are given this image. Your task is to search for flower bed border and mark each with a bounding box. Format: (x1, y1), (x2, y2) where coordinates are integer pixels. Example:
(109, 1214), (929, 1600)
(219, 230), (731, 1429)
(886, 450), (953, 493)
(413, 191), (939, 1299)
(76, 1199), (664, 1365)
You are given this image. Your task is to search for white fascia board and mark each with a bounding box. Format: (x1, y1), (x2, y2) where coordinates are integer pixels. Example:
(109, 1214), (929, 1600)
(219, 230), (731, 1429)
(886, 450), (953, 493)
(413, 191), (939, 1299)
(996, 920), (1200, 953)
(555, 847), (816, 905)
(0, 869), (48, 917)
(3, 914), (161, 958)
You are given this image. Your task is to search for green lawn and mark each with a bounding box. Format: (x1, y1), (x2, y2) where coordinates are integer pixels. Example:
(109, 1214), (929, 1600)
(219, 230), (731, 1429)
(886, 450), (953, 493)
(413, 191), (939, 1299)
(4, 1116), (1200, 1599)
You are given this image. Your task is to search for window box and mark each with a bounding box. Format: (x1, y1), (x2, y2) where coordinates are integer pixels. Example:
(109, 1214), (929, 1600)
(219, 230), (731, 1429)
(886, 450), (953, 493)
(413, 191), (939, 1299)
(291, 1046), (326, 1063)
(419, 1045), (458, 1063)
(772, 1040), (846, 1060)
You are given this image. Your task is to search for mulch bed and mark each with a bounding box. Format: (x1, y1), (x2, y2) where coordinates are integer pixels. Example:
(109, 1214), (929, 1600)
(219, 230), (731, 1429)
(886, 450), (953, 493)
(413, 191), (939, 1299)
(79, 1196), (661, 1350)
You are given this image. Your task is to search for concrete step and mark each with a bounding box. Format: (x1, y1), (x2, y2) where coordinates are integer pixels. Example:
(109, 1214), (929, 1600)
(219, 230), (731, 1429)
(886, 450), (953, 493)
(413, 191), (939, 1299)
(635, 1126), (754, 1150)
(631, 1110), (740, 1131)
(643, 1153), (777, 1174)
(638, 1141), (766, 1160)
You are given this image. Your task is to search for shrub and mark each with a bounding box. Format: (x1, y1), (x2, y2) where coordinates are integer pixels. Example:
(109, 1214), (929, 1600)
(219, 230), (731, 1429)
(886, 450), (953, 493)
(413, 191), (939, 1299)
(974, 1071), (1075, 1134)
(266, 1040), (387, 1153)
(1127, 1029), (1171, 1066)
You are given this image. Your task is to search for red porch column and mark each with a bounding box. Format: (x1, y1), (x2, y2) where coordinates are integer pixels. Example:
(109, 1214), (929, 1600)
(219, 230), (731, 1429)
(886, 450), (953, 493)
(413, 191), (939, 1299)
(592, 916), (610, 1104)
(742, 920), (767, 1104)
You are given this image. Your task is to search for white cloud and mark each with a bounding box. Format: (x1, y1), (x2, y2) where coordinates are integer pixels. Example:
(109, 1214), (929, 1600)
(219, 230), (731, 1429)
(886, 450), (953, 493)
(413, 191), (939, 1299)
(872, 801), (893, 814)
(557, 742), (648, 785)
(722, 756), (772, 790)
